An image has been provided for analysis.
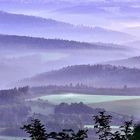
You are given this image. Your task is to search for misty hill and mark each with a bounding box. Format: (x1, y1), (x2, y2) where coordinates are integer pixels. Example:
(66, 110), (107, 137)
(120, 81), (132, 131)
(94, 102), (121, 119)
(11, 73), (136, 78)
(0, 34), (128, 88)
(0, 34), (125, 50)
(17, 64), (140, 88)
(124, 26), (140, 38)
(104, 56), (140, 68)
(90, 98), (140, 118)
(0, 11), (135, 43)
(54, 102), (129, 125)
(125, 40), (140, 48)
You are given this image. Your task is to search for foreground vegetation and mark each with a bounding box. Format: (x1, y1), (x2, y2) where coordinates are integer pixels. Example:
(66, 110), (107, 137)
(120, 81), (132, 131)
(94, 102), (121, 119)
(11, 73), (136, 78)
(22, 111), (140, 140)
(0, 86), (139, 139)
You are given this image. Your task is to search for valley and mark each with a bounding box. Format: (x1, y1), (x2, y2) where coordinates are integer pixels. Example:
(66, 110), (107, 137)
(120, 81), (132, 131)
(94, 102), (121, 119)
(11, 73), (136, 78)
(0, 1), (140, 139)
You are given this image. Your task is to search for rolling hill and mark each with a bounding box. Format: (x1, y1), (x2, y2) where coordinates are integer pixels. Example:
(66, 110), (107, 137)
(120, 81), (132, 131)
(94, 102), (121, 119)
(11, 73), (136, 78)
(125, 40), (140, 48)
(0, 11), (135, 43)
(17, 64), (140, 88)
(124, 26), (140, 38)
(0, 34), (124, 50)
(104, 56), (140, 68)
(89, 98), (140, 118)
(0, 34), (130, 88)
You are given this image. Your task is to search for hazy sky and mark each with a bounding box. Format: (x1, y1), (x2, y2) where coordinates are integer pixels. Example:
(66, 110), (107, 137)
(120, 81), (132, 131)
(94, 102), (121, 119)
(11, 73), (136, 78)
(0, 0), (140, 31)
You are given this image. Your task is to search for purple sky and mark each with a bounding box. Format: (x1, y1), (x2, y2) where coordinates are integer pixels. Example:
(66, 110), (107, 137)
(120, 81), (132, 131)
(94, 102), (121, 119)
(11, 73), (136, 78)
(0, 0), (140, 31)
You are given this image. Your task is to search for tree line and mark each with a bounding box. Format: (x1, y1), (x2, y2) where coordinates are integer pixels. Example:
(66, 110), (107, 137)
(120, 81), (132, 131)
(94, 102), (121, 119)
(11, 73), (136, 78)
(21, 111), (140, 140)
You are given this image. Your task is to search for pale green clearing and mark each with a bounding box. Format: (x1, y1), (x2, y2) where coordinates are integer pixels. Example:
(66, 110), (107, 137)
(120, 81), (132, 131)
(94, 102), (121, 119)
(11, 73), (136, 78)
(32, 93), (140, 104)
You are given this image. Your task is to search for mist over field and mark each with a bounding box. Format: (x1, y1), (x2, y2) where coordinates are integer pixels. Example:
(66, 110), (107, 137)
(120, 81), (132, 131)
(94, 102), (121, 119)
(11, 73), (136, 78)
(0, 0), (140, 139)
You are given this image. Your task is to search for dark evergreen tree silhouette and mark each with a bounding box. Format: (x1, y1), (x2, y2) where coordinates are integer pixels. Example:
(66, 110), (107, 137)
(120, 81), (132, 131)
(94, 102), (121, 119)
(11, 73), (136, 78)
(22, 119), (88, 140)
(47, 129), (88, 140)
(93, 111), (134, 140)
(129, 124), (140, 140)
(110, 131), (122, 140)
(93, 111), (112, 140)
(21, 119), (47, 140)
(22, 111), (138, 140)
(120, 120), (133, 140)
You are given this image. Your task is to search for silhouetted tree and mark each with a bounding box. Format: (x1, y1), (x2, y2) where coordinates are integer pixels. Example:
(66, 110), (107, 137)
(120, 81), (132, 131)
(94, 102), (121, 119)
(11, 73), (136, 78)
(93, 111), (112, 140)
(120, 120), (133, 140)
(111, 131), (122, 140)
(22, 119), (88, 140)
(21, 119), (47, 140)
(48, 129), (88, 140)
(93, 111), (134, 140)
(129, 124), (140, 140)
(22, 112), (137, 140)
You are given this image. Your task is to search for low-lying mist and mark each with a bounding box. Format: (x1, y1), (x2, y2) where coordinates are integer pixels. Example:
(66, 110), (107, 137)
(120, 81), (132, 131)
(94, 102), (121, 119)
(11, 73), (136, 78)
(0, 45), (139, 89)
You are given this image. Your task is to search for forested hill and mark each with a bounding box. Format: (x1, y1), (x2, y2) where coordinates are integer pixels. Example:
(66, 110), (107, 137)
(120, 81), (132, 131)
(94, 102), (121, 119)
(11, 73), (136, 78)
(0, 11), (135, 43)
(18, 64), (140, 88)
(104, 56), (140, 68)
(0, 34), (124, 50)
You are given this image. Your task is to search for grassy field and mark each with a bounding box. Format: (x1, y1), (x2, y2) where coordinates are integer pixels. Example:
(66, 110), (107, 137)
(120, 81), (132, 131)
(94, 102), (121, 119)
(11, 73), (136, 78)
(32, 93), (140, 104)
(89, 98), (140, 118)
